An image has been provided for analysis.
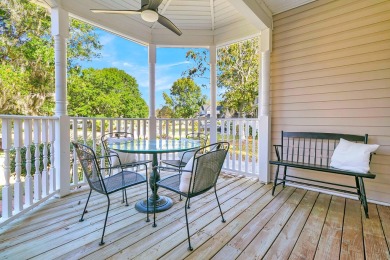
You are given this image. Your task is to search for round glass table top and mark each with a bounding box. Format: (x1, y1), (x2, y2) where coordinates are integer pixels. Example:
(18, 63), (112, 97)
(108, 139), (201, 154)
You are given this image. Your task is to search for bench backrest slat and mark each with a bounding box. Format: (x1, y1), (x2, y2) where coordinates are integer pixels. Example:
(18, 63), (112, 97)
(281, 131), (368, 167)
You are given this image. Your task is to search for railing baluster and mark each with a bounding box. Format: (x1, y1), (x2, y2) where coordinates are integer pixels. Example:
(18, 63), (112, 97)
(1, 118), (12, 219)
(41, 119), (49, 197)
(72, 118), (78, 185)
(24, 119), (33, 206)
(232, 120), (236, 171)
(13, 119), (23, 212)
(33, 119), (42, 201)
(245, 120), (249, 173)
(238, 120), (243, 172)
(49, 120), (56, 193)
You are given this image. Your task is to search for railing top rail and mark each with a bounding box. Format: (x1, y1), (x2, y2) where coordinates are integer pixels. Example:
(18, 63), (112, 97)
(70, 117), (148, 120)
(0, 115), (59, 120)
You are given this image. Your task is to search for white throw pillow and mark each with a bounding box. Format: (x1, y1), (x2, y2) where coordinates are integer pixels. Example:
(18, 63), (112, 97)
(110, 150), (137, 167)
(330, 138), (379, 173)
(179, 156), (196, 193)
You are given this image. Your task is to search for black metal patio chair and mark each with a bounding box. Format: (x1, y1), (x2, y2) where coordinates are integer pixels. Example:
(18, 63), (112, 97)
(160, 132), (208, 169)
(153, 142), (229, 250)
(101, 132), (152, 173)
(72, 142), (149, 246)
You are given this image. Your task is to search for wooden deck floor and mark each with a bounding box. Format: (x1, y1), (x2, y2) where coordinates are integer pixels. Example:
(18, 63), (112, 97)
(1, 173), (389, 260)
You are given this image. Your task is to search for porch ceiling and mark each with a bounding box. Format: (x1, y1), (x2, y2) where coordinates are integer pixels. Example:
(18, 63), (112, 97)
(35, 0), (316, 47)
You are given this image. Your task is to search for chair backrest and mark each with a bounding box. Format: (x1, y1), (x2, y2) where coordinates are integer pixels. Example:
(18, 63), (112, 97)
(186, 132), (208, 147)
(189, 142), (229, 196)
(72, 142), (107, 194)
(101, 132), (134, 156)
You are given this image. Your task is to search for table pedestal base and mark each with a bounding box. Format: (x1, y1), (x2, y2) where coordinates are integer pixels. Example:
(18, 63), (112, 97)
(135, 195), (173, 213)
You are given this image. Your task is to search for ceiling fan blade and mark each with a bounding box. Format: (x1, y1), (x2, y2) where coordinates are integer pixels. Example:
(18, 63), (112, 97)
(158, 14), (182, 36)
(91, 9), (141, 14)
(147, 0), (163, 10)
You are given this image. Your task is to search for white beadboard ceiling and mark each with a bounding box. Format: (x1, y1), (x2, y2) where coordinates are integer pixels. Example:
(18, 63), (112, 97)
(36, 0), (316, 46)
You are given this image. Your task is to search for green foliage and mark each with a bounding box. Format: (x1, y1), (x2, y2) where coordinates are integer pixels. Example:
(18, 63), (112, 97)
(183, 38), (260, 117)
(162, 78), (206, 118)
(68, 68), (148, 118)
(0, 0), (102, 115)
(156, 106), (174, 118)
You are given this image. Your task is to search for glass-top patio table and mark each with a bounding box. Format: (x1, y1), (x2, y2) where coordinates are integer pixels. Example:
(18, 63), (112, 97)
(108, 139), (201, 213)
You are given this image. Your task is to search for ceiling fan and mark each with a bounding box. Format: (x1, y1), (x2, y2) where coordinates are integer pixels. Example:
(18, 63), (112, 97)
(91, 0), (182, 36)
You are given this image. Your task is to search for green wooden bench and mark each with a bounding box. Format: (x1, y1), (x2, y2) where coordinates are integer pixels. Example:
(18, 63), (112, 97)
(269, 131), (376, 218)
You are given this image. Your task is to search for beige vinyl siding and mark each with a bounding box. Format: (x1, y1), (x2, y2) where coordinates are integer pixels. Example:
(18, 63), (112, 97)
(270, 0), (390, 203)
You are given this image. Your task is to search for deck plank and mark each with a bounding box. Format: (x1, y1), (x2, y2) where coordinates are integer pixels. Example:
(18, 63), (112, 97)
(0, 174), (389, 260)
(79, 175), (249, 260)
(314, 196), (345, 260)
(38, 174), (240, 260)
(289, 193), (331, 260)
(236, 188), (307, 259)
(377, 205), (390, 252)
(340, 199), (364, 260)
(131, 181), (267, 259)
(108, 177), (257, 259)
(212, 186), (296, 260)
(263, 191), (319, 259)
(363, 203), (390, 259)
(160, 183), (274, 260)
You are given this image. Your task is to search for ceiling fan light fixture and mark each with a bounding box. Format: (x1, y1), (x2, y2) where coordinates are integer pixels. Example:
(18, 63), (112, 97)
(141, 9), (158, 22)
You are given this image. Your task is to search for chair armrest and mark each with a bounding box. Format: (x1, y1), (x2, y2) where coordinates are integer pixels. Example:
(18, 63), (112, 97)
(273, 145), (282, 161)
(155, 165), (191, 173)
(179, 148), (197, 162)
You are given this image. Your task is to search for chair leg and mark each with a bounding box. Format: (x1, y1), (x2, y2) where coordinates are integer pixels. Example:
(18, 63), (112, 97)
(124, 189), (129, 206)
(146, 179), (150, 222)
(80, 189), (92, 222)
(355, 176), (362, 203)
(184, 199), (193, 251)
(272, 165), (280, 196)
(358, 177), (369, 218)
(214, 188), (225, 223)
(187, 198), (191, 209)
(282, 166), (287, 188)
(100, 195), (110, 246)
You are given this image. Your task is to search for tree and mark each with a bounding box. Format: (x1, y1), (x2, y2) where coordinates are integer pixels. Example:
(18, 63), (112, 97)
(156, 106), (174, 118)
(68, 68), (148, 118)
(183, 38), (260, 117)
(162, 78), (206, 118)
(0, 0), (102, 115)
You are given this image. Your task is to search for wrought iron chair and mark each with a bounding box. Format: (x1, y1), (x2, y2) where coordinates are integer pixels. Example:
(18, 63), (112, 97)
(153, 142), (229, 251)
(72, 142), (149, 246)
(160, 132), (208, 169)
(101, 132), (152, 174)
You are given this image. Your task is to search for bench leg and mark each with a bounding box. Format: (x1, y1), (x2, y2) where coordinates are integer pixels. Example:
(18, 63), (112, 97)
(282, 166), (287, 188)
(358, 177), (369, 218)
(355, 177), (362, 203)
(272, 165), (280, 196)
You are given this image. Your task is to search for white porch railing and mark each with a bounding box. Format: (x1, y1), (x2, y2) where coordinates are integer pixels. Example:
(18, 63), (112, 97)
(1, 115), (260, 224)
(0, 115), (58, 225)
(217, 119), (260, 176)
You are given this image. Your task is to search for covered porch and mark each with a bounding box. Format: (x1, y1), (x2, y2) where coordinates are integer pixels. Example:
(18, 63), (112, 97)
(1, 0), (390, 258)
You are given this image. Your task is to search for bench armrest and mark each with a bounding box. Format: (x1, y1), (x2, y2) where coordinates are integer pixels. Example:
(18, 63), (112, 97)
(273, 145), (282, 161)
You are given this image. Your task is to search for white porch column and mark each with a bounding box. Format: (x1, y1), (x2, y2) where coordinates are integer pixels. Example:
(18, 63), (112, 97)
(51, 7), (70, 197)
(209, 45), (217, 144)
(258, 28), (272, 183)
(148, 44), (157, 140)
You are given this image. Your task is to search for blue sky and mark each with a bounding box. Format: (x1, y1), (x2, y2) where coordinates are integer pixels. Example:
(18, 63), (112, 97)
(78, 29), (210, 109)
